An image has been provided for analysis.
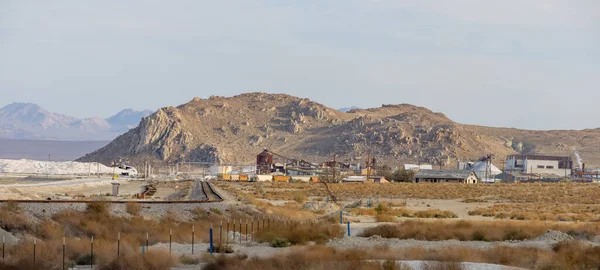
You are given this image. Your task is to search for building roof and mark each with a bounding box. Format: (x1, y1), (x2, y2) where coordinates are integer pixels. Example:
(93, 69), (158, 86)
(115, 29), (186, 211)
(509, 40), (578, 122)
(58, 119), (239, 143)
(470, 161), (502, 176)
(506, 154), (572, 161)
(414, 169), (473, 179)
(404, 164), (433, 170)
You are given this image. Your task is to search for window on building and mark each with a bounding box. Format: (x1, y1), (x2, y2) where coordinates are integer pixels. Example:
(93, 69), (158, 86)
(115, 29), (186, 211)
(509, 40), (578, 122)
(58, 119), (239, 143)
(546, 166), (554, 169)
(537, 165), (545, 169)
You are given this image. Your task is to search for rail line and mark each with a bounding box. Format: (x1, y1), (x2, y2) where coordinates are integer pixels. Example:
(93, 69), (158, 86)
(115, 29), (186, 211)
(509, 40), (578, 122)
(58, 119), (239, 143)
(200, 181), (223, 201)
(0, 200), (221, 204)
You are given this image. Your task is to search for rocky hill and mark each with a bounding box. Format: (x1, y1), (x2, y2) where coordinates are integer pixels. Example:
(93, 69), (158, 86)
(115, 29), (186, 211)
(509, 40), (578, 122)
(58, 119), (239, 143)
(77, 93), (600, 168)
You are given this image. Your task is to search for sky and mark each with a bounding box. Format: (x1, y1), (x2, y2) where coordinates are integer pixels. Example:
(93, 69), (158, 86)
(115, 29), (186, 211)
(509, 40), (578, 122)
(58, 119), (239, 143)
(0, 0), (599, 130)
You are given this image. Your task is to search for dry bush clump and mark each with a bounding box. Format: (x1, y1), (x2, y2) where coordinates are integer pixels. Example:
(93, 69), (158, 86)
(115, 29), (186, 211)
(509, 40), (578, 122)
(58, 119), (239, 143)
(359, 220), (600, 241)
(200, 244), (600, 270)
(352, 204), (457, 220)
(254, 220), (343, 245)
(0, 202), (31, 232)
(125, 202), (142, 216)
(469, 203), (600, 222)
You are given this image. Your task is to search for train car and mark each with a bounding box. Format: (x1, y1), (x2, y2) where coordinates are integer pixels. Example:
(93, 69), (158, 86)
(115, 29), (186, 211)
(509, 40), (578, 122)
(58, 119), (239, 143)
(254, 175), (273, 182)
(230, 174), (240, 181)
(273, 175), (291, 182)
(239, 174), (249, 181)
(310, 176), (320, 183)
(222, 174), (232, 181)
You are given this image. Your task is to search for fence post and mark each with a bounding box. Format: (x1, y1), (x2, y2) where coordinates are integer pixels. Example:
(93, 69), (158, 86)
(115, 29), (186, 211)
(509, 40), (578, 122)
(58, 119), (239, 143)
(169, 229), (172, 254)
(2, 235), (4, 259)
(233, 220), (236, 242)
(239, 219), (242, 244)
(146, 232), (149, 254)
(347, 222), (350, 236)
(63, 237), (66, 270)
(251, 218), (254, 242)
(340, 211), (343, 224)
(90, 236), (94, 269)
(33, 238), (36, 266)
(209, 224), (214, 255)
(226, 219), (230, 245)
(192, 225), (195, 254)
(219, 220), (223, 246)
(118, 232), (121, 259)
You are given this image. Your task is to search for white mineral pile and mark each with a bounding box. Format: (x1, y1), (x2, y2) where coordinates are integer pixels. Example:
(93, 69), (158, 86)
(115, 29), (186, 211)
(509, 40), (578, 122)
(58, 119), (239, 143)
(0, 159), (125, 175)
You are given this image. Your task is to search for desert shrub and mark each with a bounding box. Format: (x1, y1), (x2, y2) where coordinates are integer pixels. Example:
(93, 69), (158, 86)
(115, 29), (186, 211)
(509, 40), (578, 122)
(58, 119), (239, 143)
(179, 255), (201, 265)
(255, 220), (343, 245)
(375, 214), (396, 222)
(86, 201), (110, 218)
(97, 249), (177, 270)
(211, 244), (234, 254)
(4, 201), (20, 211)
(210, 208), (223, 215)
(471, 231), (488, 241)
(359, 220), (599, 242)
(125, 202), (141, 216)
(270, 237), (291, 248)
(76, 253), (94, 265)
(292, 192), (307, 204)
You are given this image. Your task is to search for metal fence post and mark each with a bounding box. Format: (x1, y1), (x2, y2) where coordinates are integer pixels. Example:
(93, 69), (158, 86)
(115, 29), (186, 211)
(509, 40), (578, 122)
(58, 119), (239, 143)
(63, 237), (66, 270)
(239, 219), (242, 244)
(169, 229), (172, 254)
(33, 238), (36, 266)
(209, 224), (214, 255)
(226, 220), (230, 245)
(90, 236), (94, 269)
(2, 236), (4, 259)
(340, 211), (343, 224)
(118, 232), (121, 259)
(192, 225), (195, 254)
(347, 222), (350, 236)
(219, 220), (223, 246)
(145, 232), (149, 254)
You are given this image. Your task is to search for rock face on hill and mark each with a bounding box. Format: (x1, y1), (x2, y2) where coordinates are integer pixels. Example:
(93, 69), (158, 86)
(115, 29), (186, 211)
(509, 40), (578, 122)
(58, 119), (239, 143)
(78, 93), (600, 167)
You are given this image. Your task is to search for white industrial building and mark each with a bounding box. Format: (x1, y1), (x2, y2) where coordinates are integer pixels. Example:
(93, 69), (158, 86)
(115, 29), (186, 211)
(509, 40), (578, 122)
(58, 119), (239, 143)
(505, 155), (572, 177)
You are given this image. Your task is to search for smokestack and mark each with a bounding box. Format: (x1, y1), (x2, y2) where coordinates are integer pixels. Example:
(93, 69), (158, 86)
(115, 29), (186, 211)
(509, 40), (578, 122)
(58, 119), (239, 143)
(582, 163), (586, 173)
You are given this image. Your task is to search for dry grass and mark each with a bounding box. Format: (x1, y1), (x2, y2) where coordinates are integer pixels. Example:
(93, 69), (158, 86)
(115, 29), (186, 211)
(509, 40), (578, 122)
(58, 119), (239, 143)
(125, 202), (142, 216)
(246, 198), (317, 219)
(0, 202), (31, 232)
(254, 220), (344, 245)
(215, 182), (600, 204)
(359, 220), (600, 241)
(469, 203), (600, 222)
(351, 204), (457, 220)
(200, 243), (600, 270)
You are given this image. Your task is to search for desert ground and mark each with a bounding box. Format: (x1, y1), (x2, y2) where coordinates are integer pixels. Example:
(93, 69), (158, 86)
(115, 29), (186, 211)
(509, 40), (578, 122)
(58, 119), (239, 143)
(1, 177), (600, 269)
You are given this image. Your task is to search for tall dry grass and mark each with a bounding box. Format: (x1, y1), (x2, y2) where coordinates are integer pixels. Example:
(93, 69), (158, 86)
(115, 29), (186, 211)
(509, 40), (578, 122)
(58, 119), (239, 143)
(216, 182), (600, 204)
(469, 203), (600, 222)
(359, 220), (600, 241)
(352, 204), (457, 221)
(201, 243), (600, 270)
(254, 220), (344, 245)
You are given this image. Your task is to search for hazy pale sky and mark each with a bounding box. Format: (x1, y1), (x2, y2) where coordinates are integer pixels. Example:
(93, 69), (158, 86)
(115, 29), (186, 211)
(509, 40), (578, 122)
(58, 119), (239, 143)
(1, 1), (598, 130)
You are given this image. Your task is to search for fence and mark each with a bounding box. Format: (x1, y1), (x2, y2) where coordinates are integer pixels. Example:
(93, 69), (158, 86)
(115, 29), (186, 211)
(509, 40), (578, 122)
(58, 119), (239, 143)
(0, 211), (352, 268)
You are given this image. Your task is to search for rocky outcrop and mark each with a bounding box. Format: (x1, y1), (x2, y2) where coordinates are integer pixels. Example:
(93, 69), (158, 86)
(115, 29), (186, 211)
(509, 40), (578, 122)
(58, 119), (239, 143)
(78, 92), (600, 167)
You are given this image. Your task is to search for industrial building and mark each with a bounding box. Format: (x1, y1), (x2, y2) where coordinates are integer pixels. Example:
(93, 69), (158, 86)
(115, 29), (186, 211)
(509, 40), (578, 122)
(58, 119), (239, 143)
(505, 155), (572, 177)
(413, 170), (478, 183)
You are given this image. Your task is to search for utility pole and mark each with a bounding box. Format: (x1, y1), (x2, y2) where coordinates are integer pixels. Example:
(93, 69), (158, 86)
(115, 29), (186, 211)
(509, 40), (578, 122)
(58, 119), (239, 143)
(332, 155), (337, 183)
(366, 154), (371, 182)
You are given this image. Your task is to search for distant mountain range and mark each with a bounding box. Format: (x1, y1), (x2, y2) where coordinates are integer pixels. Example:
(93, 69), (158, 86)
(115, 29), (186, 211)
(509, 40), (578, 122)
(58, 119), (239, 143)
(0, 102), (152, 141)
(338, 106), (361, 112)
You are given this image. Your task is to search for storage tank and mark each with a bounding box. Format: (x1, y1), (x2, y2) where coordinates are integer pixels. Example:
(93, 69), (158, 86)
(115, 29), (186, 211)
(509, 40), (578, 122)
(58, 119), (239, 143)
(256, 149), (273, 174)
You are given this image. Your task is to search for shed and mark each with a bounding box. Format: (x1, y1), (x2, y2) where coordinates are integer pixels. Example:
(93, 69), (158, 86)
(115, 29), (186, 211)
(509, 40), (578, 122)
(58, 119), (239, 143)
(413, 170), (477, 183)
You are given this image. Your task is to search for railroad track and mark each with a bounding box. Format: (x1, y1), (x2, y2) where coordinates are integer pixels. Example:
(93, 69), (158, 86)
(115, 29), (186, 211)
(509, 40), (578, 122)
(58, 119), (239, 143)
(0, 200), (219, 204)
(200, 181), (223, 201)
